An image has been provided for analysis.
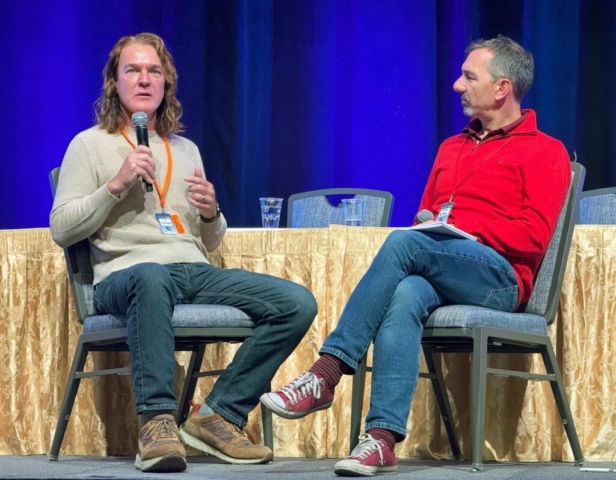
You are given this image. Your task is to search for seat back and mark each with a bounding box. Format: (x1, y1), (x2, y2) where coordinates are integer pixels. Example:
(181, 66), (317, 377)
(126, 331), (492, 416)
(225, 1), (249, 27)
(578, 187), (616, 224)
(49, 167), (96, 322)
(520, 162), (585, 324)
(287, 188), (394, 227)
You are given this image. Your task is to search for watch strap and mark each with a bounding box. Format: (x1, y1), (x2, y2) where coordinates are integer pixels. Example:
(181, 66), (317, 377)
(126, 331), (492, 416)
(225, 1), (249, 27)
(200, 202), (221, 223)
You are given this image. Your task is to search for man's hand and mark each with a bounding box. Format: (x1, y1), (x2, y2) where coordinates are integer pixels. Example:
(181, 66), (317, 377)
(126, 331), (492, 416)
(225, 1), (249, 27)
(185, 166), (218, 218)
(107, 145), (156, 196)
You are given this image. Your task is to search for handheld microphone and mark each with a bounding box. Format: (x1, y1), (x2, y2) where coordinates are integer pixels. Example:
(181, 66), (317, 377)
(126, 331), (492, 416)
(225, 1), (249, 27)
(131, 111), (153, 192)
(417, 209), (435, 223)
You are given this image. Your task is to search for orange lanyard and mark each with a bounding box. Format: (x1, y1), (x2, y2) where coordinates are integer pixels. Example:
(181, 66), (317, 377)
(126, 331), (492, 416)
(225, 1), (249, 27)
(121, 129), (173, 212)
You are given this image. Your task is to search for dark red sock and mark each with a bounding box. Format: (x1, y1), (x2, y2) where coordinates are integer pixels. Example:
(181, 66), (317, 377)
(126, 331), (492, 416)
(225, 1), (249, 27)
(309, 354), (352, 391)
(367, 428), (397, 452)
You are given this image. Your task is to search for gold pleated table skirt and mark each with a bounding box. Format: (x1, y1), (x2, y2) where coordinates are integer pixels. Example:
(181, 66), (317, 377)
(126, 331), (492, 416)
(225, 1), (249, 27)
(1, 225), (615, 461)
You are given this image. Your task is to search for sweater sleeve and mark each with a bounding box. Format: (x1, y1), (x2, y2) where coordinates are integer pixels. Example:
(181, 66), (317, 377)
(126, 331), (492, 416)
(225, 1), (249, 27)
(49, 135), (122, 248)
(455, 146), (571, 258)
(199, 214), (227, 252)
(195, 146), (227, 251)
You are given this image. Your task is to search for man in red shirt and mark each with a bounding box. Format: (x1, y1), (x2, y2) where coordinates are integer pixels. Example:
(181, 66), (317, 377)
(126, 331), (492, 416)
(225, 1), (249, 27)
(261, 36), (570, 476)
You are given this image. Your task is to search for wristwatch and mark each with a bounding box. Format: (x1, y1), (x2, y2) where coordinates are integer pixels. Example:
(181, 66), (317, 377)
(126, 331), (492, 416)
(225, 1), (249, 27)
(200, 202), (221, 223)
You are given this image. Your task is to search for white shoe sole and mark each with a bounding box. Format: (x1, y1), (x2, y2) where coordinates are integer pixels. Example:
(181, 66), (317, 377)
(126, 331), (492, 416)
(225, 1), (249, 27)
(260, 393), (333, 419)
(179, 425), (273, 465)
(334, 459), (398, 477)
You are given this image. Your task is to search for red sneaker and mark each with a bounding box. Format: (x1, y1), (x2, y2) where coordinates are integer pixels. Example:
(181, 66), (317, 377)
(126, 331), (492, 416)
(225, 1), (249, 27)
(334, 434), (398, 477)
(260, 372), (334, 419)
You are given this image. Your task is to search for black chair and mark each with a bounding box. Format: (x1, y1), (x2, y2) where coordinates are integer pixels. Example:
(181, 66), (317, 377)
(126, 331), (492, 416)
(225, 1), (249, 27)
(48, 167), (272, 460)
(578, 187), (616, 224)
(287, 188), (394, 227)
(350, 162), (585, 470)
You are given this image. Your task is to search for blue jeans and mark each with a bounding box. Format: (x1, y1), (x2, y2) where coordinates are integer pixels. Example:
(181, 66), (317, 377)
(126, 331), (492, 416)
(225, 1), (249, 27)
(320, 230), (519, 438)
(93, 262), (317, 427)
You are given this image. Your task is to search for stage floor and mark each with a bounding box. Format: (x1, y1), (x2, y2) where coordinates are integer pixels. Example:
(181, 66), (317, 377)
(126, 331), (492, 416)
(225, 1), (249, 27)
(2, 455), (614, 479)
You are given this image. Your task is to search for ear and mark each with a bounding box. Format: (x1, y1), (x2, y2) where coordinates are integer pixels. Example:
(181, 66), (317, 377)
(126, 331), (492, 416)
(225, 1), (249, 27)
(494, 78), (512, 101)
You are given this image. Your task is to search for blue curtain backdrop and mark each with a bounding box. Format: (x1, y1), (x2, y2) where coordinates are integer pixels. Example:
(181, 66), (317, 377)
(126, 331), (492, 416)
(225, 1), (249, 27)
(0, 0), (613, 229)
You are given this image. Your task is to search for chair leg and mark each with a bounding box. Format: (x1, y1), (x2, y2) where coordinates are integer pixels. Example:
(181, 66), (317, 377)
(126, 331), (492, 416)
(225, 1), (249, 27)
(422, 346), (462, 460)
(470, 329), (489, 471)
(262, 382), (274, 450)
(49, 339), (89, 461)
(541, 343), (584, 465)
(350, 355), (368, 453)
(176, 345), (206, 425)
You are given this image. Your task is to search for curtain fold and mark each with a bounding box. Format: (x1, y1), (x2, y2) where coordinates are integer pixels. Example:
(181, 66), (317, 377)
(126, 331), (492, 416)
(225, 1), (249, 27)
(4, 1), (616, 230)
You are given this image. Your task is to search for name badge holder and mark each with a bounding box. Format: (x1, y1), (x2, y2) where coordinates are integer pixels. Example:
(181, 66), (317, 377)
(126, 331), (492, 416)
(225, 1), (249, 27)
(155, 213), (179, 235)
(436, 201), (454, 223)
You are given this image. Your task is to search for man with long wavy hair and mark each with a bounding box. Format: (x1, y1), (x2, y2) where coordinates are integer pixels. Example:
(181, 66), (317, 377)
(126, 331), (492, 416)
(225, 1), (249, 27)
(94, 33), (184, 137)
(50, 33), (316, 473)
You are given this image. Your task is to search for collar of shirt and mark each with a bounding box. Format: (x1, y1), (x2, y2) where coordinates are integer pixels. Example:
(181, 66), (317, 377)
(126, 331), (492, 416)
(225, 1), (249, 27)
(463, 110), (529, 142)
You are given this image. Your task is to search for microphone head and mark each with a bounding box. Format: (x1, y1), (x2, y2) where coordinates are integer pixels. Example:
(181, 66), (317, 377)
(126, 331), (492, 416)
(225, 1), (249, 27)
(417, 209), (434, 223)
(131, 111), (149, 127)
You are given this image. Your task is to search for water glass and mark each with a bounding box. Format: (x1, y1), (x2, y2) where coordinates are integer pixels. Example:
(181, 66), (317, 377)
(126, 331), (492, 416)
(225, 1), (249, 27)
(342, 197), (366, 226)
(260, 197), (283, 228)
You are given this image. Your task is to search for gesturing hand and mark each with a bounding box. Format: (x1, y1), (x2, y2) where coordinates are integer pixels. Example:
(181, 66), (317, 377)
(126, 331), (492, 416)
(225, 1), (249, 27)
(185, 166), (218, 218)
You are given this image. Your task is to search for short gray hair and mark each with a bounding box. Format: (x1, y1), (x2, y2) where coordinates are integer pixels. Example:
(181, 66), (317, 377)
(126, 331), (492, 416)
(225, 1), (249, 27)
(466, 35), (534, 101)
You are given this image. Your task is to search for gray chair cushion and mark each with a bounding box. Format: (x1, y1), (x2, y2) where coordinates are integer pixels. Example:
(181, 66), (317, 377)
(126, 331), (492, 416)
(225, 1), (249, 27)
(580, 193), (616, 224)
(291, 195), (386, 228)
(83, 304), (254, 334)
(425, 305), (548, 335)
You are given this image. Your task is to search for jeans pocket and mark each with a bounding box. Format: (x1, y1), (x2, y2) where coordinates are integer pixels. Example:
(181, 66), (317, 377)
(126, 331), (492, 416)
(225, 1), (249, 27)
(482, 285), (518, 312)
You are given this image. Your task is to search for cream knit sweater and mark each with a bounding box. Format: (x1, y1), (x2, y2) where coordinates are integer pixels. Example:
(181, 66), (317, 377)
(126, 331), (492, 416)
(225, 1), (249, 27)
(50, 126), (226, 285)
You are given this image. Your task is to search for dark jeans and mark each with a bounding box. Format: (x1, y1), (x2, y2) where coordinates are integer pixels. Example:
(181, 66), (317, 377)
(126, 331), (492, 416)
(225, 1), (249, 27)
(93, 262), (317, 427)
(320, 230), (519, 437)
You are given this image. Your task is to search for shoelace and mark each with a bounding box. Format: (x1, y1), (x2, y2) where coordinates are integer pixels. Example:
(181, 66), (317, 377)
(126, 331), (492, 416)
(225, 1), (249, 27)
(231, 422), (248, 438)
(280, 372), (322, 404)
(152, 419), (176, 439)
(351, 434), (385, 465)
